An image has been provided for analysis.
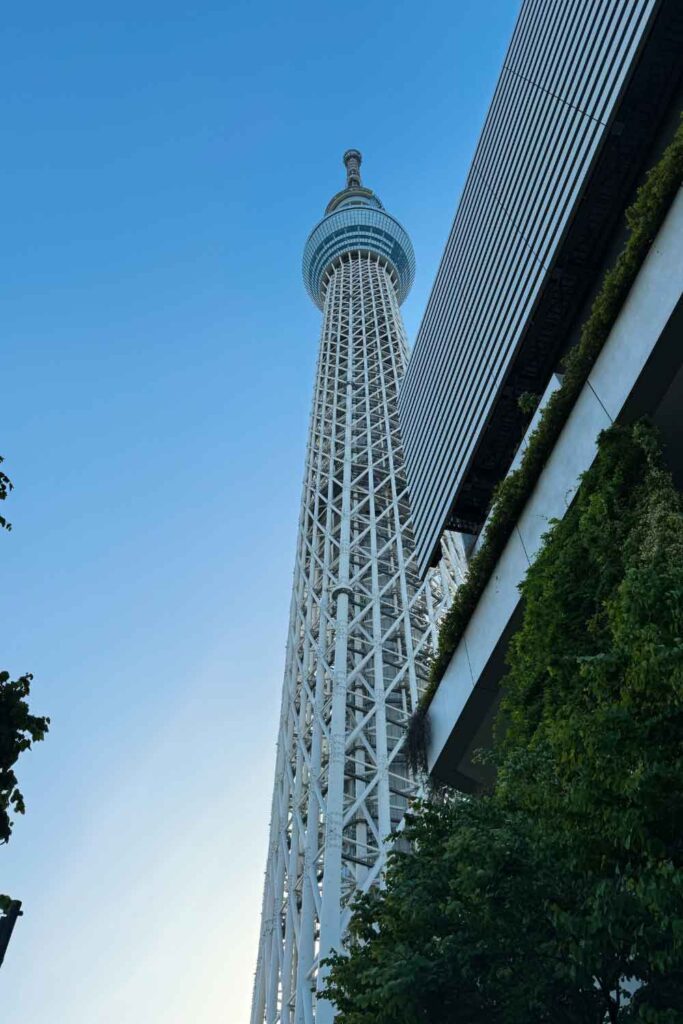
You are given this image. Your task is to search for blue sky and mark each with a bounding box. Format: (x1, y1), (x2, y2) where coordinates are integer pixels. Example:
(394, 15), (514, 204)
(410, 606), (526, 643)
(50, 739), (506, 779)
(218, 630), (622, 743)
(0, 3), (519, 1020)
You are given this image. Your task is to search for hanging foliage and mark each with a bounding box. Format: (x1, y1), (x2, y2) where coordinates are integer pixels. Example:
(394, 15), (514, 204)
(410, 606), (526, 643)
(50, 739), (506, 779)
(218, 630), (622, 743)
(422, 114), (683, 710)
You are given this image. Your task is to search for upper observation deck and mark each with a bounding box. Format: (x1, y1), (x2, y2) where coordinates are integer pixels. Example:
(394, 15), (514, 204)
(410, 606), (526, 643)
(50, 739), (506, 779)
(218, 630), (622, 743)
(302, 150), (415, 309)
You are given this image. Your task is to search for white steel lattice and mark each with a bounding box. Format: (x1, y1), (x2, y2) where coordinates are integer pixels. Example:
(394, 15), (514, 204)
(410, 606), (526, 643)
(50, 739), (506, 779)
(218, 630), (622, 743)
(250, 251), (457, 1024)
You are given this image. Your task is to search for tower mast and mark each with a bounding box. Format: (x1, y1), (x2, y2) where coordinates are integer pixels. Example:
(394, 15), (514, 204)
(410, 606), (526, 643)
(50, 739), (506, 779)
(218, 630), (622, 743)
(251, 152), (452, 1024)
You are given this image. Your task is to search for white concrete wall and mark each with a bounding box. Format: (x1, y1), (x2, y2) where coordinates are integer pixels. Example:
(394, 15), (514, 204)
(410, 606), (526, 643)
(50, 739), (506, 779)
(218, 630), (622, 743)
(427, 187), (683, 777)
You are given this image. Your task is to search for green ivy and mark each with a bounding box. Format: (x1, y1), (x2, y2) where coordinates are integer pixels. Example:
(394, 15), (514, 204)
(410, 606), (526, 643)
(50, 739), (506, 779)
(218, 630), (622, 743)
(517, 390), (540, 418)
(420, 114), (683, 714)
(325, 421), (683, 1022)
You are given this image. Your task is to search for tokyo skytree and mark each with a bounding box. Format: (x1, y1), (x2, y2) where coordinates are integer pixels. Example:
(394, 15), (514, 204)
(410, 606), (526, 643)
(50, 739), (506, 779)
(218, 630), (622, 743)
(250, 151), (457, 1024)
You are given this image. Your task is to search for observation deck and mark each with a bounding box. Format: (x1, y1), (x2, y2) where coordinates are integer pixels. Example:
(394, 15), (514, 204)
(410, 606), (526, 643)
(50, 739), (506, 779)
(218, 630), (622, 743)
(302, 150), (415, 309)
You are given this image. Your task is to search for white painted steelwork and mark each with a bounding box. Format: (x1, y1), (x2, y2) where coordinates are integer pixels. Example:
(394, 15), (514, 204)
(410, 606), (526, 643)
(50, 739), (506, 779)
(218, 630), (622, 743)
(250, 154), (458, 1024)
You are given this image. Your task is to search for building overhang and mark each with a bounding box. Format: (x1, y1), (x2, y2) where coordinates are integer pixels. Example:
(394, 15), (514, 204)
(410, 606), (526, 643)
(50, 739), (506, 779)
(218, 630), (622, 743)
(439, 2), (683, 543)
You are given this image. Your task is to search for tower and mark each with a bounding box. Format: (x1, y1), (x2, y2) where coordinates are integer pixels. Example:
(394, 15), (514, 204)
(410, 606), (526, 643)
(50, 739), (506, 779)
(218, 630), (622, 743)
(251, 152), (454, 1024)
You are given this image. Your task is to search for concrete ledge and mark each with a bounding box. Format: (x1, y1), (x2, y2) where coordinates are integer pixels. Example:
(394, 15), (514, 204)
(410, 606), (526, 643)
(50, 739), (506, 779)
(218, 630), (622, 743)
(427, 188), (683, 785)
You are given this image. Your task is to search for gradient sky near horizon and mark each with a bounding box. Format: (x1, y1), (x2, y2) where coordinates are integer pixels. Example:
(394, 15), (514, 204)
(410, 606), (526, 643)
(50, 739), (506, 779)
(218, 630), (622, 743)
(0, 3), (519, 1020)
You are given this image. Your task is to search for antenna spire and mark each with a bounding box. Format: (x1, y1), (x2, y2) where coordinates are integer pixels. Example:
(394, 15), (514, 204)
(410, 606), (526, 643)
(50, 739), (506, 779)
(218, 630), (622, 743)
(343, 149), (362, 189)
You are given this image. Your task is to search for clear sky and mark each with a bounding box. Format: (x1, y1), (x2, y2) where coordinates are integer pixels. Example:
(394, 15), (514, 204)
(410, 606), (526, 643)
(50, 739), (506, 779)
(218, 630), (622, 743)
(0, 3), (519, 1021)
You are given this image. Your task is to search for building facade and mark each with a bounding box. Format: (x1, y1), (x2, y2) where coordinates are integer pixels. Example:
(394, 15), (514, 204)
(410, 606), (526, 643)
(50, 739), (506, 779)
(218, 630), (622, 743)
(250, 152), (457, 1024)
(399, 0), (683, 577)
(393, 0), (683, 787)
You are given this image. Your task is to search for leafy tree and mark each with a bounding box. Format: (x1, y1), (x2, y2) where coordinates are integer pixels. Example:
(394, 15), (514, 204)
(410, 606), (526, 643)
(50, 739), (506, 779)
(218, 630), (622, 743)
(0, 460), (49, 912)
(323, 422), (683, 1022)
(0, 673), (49, 848)
(325, 797), (609, 1023)
(0, 457), (12, 532)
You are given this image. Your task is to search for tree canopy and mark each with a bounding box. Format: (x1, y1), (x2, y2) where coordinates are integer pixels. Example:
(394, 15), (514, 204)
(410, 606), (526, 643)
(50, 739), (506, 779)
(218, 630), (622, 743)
(324, 422), (683, 1023)
(0, 672), (49, 849)
(0, 460), (49, 912)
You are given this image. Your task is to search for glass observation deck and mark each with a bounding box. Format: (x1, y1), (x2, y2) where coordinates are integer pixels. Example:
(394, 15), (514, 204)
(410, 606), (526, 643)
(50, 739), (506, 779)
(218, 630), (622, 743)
(302, 150), (415, 309)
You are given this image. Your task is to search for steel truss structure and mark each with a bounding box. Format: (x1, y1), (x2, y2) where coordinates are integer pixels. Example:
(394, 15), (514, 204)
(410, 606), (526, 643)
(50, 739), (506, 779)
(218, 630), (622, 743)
(251, 156), (460, 1024)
